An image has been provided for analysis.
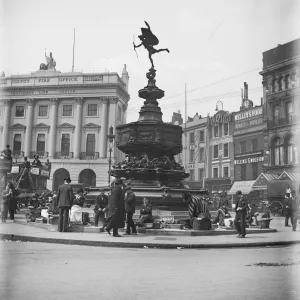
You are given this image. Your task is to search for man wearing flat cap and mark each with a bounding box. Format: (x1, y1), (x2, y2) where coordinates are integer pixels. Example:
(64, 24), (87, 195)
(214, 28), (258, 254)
(234, 190), (249, 238)
(56, 177), (74, 232)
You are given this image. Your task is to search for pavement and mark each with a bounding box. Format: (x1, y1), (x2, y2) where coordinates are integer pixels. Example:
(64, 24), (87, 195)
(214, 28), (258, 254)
(0, 211), (300, 248)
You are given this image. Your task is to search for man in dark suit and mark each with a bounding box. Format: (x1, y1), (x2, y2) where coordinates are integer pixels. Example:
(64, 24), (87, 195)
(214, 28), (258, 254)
(234, 190), (249, 238)
(94, 189), (108, 227)
(105, 179), (125, 237)
(23, 157), (31, 170)
(283, 188), (293, 227)
(56, 177), (74, 232)
(124, 183), (137, 235)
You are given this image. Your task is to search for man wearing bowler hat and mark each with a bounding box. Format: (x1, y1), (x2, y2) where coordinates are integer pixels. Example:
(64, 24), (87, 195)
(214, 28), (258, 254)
(234, 190), (249, 238)
(56, 177), (74, 232)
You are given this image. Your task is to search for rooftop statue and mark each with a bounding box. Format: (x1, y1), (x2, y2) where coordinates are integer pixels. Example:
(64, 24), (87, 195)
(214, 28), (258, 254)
(134, 21), (169, 69)
(39, 51), (56, 71)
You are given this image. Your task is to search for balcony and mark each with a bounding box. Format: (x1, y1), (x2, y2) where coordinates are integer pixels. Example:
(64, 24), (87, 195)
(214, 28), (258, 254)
(79, 152), (99, 160)
(54, 152), (74, 159)
(12, 151), (24, 159)
(30, 151), (49, 159)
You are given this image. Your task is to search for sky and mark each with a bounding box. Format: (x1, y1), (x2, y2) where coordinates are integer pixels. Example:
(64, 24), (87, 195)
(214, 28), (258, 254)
(1, 0), (300, 123)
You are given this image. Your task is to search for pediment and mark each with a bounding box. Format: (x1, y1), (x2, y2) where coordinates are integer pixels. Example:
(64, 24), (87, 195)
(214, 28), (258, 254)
(83, 123), (101, 132)
(34, 123), (50, 132)
(57, 123), (75, 129)
(10, 123), (26, 131)
(34, 123), (50, 129)
(82, 123), (101, 128)
(57, 123), (75, 132)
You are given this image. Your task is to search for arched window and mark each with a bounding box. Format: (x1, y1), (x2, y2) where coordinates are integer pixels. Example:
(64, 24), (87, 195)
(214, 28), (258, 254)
(272, 137), (283, 165)
(284, 135), (294, 165)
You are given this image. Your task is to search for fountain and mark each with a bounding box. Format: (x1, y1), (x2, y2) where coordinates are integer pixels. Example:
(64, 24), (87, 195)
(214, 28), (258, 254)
(111, 22), (191, 210)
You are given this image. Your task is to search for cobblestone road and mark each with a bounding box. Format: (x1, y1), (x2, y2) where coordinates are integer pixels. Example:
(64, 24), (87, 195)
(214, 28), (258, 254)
(1, 241), (300, 300)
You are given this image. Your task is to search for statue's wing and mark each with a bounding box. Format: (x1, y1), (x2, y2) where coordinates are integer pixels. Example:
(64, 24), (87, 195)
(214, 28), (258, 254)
(141, 22), (159, 46)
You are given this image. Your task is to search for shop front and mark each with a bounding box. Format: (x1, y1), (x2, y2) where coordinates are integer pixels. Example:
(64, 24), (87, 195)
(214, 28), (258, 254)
(251, 173), (279, 202)
(227, 180), (256, 207)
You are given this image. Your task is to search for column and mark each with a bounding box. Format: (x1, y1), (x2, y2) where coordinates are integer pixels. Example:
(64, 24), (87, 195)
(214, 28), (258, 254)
(48, 98), (59, 158)
(2, 99), (11, 148)
(73, 97), (84, 159)
(99, 97), (109, 158)
(24, 98), (35, 157)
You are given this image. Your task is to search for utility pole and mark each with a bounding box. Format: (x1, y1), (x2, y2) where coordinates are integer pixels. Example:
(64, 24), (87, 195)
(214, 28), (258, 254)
(72, 28), (75, 72)
(184, 83), (187, 170)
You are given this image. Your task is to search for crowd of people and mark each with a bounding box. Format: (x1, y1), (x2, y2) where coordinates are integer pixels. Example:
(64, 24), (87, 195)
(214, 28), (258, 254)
(54, 177), (153, 236)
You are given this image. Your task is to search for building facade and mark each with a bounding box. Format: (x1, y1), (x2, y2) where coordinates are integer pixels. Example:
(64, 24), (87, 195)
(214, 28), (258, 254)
(205, 109), (234, 193)
(233, 83), (265, 182)
(260, 38), (300, 176)
(0, 59), (130, 190)
(181, 113), (208, 188)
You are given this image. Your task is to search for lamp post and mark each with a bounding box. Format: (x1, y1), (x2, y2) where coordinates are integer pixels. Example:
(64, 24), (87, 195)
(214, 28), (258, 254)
(215, 100), (224, 111)
(107, 125), (115, 185)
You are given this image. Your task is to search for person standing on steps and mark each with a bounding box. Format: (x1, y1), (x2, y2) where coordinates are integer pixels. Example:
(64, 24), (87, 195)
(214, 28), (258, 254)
(234, 190), (249, 238)
(124, 182), (137, 235)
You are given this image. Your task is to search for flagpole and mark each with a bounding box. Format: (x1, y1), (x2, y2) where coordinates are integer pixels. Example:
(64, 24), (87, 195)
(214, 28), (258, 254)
(72, 28), (75, 72)
(184, 83), (187, 169)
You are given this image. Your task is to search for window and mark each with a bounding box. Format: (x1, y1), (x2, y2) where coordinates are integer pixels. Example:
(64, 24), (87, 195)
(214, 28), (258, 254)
(214, 125), (219, 137)
(62, 105), (72, 116)
(252, 139), (258, 152)
(213, 145), (219, 159)
(213, 167), (219, 178)
(189, 132), (195, 144)
(61, 134), (70, 155)
(199, 130), (205, 142)
(286, 102), (293, 124)
(15, 106), (25, 117)
(13, 134), (22, 151)
(87, 104), (97, 116)
(273, 105), (280, 125)
(224, 123), (229, 136)
(285, 135), (294, 165)
(117, 106), (122, 120)
(240, 141), (246, 154)
(198, 168), (204, 182)
(278, 76), (282, 91)
(189, 149), (195, 163)
(36, 134), (45, 152)
(252, 162), (258, 180)
(223, 143), (229, 158)
(285, 75), (290, 89)
(241, 164), (246, 180)
(189, 169), (195, 181)
(86, 134), (95, 153)
(223, 166), (229, 177)
(198, 148), (205, 162)
(38, 105), (48, 117)
(272, 138), (283, 165)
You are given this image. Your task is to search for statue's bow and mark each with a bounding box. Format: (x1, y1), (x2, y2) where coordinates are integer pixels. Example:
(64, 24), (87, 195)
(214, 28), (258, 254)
(133, 35), (138, 58)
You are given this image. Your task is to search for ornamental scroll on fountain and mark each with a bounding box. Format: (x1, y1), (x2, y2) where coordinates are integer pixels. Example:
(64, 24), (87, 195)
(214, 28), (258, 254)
(110, 22), (190, 206)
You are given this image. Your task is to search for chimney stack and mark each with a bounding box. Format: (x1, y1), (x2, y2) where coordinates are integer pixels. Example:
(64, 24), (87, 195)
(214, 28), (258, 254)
(241, 88), (244, 106)
(244, 82), (248, 100)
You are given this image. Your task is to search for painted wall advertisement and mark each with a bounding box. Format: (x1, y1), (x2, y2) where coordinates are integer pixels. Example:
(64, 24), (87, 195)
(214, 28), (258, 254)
(233, 107), (264, 135)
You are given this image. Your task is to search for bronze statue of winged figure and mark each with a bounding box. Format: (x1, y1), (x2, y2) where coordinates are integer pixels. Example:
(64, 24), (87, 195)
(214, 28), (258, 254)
(134, 21), (170, 69)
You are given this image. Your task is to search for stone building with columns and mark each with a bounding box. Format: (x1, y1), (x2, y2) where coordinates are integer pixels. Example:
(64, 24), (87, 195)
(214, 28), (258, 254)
(260, 38), (300, 176)
(0, 62), (130, 190)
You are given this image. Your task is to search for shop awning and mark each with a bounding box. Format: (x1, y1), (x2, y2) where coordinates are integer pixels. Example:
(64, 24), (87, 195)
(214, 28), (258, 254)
(278, 171), (300, 181)
(267, 179), (300, 198)
(252, 173), (279, 190)
(227, 180), (256, 195)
